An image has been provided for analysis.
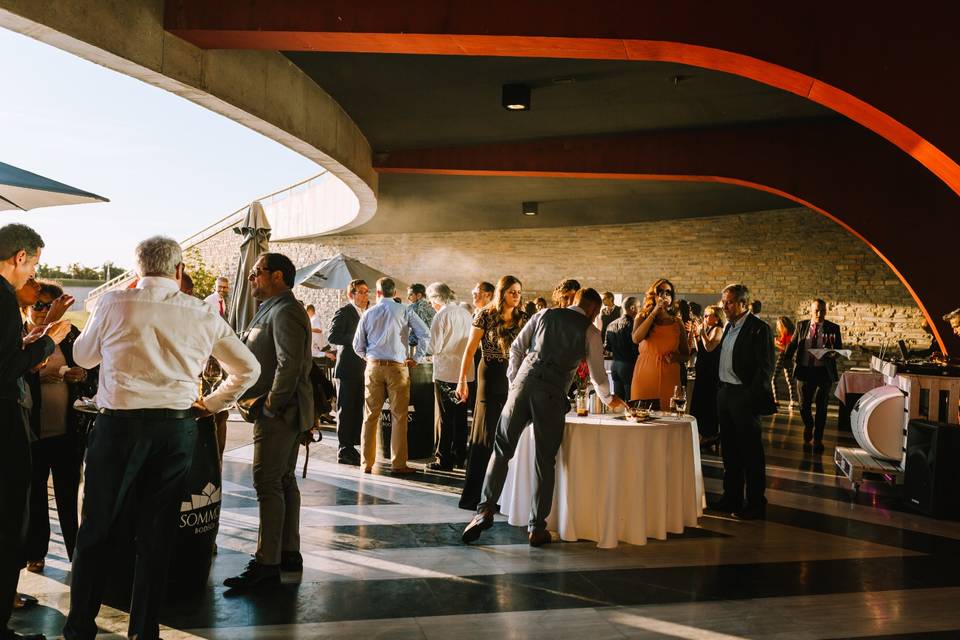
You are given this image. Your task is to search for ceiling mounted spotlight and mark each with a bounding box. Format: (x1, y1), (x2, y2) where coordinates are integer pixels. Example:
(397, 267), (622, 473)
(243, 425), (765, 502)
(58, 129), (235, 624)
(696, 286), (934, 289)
(522, 201), (538, 216)
(502, 84), (531, 111)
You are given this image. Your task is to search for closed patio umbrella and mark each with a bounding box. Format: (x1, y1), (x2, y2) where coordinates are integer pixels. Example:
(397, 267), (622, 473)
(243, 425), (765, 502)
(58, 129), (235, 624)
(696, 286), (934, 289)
(295, 253), (398, 291)
(228, 201), (271, 334)
(0, 161), (108, 211)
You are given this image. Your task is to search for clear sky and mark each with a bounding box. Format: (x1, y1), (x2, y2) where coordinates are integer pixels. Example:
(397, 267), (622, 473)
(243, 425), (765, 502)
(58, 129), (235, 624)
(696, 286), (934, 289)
(0, 27), (321, 269)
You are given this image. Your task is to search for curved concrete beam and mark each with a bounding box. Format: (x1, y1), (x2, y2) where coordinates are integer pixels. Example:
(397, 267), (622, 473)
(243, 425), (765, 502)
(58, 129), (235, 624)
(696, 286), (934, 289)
(0, 0), (377, 234)
(164, 1), (960, 200)
(374, 118), (959, 355)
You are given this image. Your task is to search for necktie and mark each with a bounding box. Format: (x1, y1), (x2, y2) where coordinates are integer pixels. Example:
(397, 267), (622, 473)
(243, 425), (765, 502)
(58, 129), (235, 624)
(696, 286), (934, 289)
(219, 298), (224, 317)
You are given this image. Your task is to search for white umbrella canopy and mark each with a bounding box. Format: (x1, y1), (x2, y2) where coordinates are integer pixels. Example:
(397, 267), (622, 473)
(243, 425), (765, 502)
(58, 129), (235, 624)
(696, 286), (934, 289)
(228, 201), (271, 334)
(0, 161), (108, 211)
(295, 253), (399, 291)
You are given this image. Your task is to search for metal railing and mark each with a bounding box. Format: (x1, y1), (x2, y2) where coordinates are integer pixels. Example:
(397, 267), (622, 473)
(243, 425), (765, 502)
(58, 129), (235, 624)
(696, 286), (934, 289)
(85, 171), (328, 305)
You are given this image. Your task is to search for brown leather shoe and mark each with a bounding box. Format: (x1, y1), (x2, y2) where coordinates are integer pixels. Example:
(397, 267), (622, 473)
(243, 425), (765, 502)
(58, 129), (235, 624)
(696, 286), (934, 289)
(390, 466), (418, 475)
(462, 508), (494, 543)
(528, 529), (552, 547)
(26, 559), (44, 573)
(363, 466), (372, 474)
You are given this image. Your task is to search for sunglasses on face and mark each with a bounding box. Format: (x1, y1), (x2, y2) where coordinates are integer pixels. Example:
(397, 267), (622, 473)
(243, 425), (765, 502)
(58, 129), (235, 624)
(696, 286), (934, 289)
(32, 300), (52, 311)
(656, 289), (673, 297)
(248, 267), (273, 279)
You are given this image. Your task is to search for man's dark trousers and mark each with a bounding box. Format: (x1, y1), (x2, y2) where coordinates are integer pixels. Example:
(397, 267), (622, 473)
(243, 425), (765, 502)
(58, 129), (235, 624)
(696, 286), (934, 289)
(480, 373), (568, 531)
(336, 377), (364, 458)
(798, 367), (832, 442)
(717, 383), (766, 510)
(0, 400), (32, 634)
(610, 360), (634, 404)
(434, 381), (468, 467)
(63, 413), (197, 640)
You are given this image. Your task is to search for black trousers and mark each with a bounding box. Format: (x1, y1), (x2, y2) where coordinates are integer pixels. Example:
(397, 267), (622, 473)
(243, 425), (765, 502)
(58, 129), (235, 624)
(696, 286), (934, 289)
(717, 384), (766, 509)
(434, 381), (468, 467)
(480, 374), (568, 531)
(335, 376), (364, 456)
(26, 433), (82, 562)
(0, 400), (31, 633)
(798, 367), (832, 442)
(63, 413), (197, 640)
(610, 360), (634, 404)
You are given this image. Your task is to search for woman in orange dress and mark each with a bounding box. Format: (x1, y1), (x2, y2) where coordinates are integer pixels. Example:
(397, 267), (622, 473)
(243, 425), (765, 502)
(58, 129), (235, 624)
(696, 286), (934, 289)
(630, 278), (689, 409)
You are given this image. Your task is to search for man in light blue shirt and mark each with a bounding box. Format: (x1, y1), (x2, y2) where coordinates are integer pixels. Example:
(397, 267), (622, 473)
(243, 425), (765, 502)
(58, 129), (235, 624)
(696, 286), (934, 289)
(353, 277), (430, 474)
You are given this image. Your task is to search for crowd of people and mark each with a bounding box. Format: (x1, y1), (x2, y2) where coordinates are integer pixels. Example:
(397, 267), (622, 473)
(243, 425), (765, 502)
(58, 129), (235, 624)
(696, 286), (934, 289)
(9, 217), (953, 640)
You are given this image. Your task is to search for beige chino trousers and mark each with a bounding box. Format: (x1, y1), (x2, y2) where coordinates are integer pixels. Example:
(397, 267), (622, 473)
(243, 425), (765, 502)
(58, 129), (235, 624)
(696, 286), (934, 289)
(361, 361), (411, 469)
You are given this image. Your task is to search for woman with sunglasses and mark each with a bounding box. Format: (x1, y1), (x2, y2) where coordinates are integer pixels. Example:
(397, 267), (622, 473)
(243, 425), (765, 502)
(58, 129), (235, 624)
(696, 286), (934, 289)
(630, 278), (689, 410)
(456, 275), (527, 510)
(23, 281), (95, 573)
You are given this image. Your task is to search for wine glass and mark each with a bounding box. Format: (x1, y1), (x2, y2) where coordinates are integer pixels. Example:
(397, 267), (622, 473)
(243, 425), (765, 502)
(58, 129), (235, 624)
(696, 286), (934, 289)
(671, 385), (687, 417)
(202, 358), (223, 393)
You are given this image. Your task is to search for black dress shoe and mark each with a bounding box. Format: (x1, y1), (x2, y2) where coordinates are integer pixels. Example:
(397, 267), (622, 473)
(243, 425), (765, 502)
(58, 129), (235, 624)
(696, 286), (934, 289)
(462, 509), (494, 543)
(706, 496), (742, 513)
(813, 440), (825, 453)
(223, 560), (280, 589)
(1, 631), (46, 640)
(734, 502), (768, 520)
(427, 461), (454, 471)
(280, 551), (303, 572)
(337, 456), (361, 466)
(528, 529), (552, 547)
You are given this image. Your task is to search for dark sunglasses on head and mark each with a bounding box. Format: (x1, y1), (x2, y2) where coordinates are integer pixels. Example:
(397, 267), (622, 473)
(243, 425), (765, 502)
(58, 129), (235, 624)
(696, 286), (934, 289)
(32, 300), (52, 311)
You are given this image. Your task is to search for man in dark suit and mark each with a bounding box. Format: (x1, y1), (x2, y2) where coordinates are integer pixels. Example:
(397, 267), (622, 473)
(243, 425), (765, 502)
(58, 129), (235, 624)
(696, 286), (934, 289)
(784, 299), (843, 452)
(327, 279), (370, 465)
(225, 252), (313, 589)
(710, 283), (776, 520)
(604, 296), (638, 400)
(0, 224), (71, 640)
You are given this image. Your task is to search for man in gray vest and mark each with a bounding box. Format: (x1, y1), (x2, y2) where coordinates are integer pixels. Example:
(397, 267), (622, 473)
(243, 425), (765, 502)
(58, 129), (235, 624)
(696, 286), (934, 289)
(462, 287), (626, 546)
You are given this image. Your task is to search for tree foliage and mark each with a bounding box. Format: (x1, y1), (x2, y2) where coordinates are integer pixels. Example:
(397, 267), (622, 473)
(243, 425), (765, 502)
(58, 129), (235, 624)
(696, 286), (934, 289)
(183, 249), (216, 299)
(36, 262), (125, 281)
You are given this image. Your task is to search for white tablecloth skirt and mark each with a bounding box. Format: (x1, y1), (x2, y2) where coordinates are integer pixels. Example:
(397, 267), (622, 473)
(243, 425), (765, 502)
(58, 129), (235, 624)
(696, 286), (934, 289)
(500, 415), (704, 549)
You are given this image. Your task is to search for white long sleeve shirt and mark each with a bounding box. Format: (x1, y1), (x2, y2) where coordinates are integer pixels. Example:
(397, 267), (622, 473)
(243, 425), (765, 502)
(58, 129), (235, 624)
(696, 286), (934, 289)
(73, 277), (260, 412)
(429, 302), (475, 383)
(507, 306), (614, 405)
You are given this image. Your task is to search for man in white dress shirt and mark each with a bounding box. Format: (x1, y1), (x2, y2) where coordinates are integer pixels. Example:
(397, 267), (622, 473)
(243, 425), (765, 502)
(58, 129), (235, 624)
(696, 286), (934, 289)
(204, 276), (230, 317)
(425, 282), (474, 471)
(63, 237), (260, 640)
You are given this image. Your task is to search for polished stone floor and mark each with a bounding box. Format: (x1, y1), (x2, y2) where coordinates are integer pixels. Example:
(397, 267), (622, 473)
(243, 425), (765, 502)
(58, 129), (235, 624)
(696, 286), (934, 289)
(12, 408), (960, 639)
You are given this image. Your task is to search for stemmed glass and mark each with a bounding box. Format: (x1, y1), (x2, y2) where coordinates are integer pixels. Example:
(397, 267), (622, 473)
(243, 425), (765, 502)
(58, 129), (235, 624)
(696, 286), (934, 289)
(202, 358), (223, 393)
(671, 385), (687, 417)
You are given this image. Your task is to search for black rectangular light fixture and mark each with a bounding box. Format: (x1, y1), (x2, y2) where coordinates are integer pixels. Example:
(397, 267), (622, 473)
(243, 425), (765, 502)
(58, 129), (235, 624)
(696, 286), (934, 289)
(502, 84), (531, 111)
(522, 201), (538, 216)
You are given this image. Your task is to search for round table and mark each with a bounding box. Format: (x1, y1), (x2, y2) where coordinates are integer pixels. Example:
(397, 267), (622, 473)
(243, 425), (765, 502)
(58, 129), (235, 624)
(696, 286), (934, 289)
(500, 413), (704, 548)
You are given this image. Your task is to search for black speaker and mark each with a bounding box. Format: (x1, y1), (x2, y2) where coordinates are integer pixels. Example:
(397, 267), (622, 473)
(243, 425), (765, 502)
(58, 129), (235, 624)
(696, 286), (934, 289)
(904, 419), (960, 519)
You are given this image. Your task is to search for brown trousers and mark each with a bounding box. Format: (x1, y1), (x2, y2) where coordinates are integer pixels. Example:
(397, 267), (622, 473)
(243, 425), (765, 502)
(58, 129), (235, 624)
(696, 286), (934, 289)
(361, 361), (410, 468)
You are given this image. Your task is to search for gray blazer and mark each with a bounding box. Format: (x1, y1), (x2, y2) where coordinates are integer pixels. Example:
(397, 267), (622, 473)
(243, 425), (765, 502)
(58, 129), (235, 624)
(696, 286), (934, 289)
(240, 289), (314, 432)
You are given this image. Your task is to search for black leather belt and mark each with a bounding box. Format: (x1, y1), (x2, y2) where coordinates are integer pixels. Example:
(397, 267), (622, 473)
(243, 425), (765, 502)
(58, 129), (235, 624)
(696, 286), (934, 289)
(99, 408), (194, 419)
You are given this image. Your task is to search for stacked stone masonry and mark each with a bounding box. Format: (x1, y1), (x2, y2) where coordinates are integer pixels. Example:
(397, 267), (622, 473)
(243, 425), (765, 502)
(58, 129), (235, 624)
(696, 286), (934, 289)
(190, 207), (928, 369)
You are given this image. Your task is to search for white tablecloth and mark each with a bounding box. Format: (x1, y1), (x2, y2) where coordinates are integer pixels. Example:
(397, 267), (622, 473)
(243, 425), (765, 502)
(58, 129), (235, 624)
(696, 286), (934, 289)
(500, 413), (704, 549)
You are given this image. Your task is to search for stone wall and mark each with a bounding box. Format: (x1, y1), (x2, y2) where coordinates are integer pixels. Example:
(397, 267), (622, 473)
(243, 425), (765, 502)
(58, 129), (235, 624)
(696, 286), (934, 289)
(191, 206), (928, 368)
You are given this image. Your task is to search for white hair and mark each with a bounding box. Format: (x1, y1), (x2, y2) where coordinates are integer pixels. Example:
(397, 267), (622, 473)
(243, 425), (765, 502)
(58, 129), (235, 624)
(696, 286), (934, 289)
(135, 236), (182, 277)
(216, 276), (229, 284)
(426, 282), (455, 304)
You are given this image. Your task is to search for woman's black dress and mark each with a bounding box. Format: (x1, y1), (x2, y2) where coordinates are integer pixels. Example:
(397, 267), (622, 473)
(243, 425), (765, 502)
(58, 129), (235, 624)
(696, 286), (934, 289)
(459, 309), (525, 510)
(690, 335), (721, 440)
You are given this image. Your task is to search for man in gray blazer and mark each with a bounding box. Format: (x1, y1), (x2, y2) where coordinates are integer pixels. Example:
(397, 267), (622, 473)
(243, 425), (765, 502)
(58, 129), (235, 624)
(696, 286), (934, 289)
(224, 252), (313, 589)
